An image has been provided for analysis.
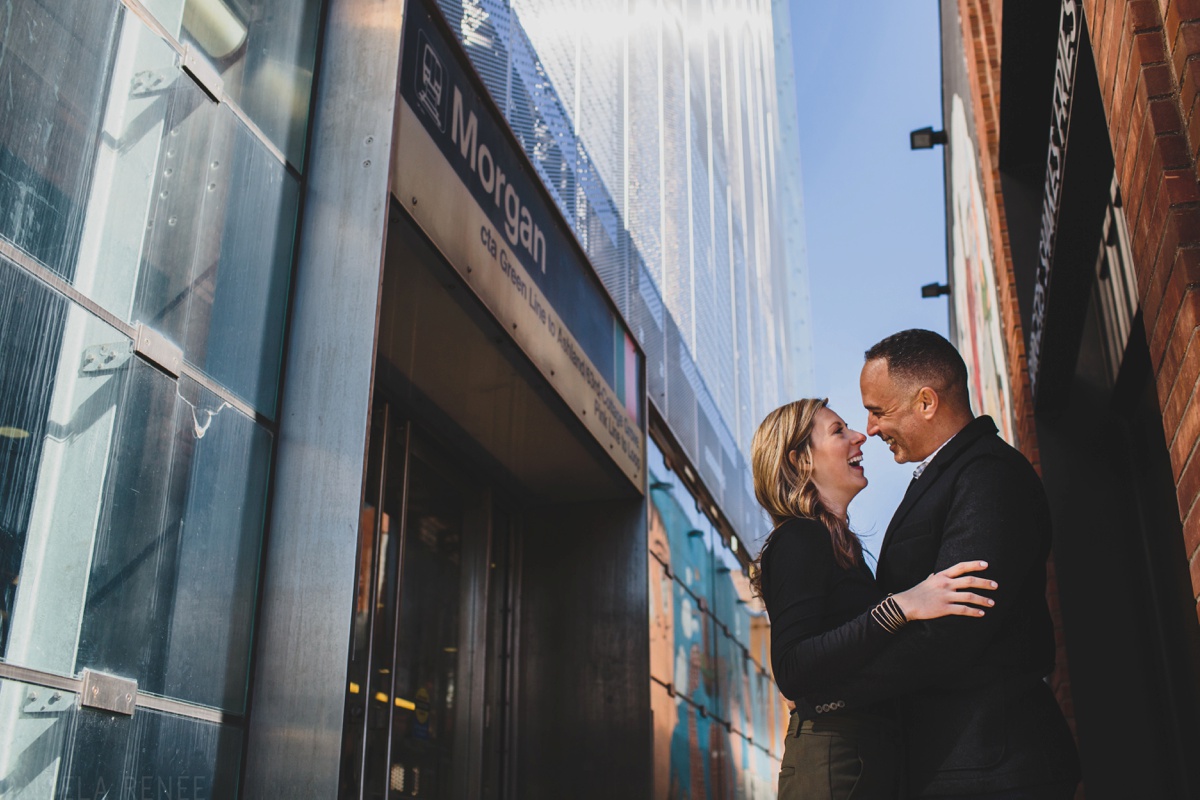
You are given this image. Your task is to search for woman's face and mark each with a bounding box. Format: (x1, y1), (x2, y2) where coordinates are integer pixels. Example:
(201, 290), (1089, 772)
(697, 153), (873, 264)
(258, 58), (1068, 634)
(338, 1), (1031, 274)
(806, 407), (868, 508)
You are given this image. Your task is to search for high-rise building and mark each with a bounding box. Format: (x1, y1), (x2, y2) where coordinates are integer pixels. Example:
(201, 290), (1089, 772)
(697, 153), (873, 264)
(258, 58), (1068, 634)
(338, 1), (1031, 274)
(0, 0), (810, 795)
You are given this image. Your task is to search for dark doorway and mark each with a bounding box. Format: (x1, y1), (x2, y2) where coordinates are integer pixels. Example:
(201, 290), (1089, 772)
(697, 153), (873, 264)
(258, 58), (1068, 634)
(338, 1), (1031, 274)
(338, 402), (517, 799)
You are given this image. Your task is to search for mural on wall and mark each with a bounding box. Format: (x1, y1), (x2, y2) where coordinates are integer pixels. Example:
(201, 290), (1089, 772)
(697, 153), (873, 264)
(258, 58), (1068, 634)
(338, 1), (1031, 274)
(647, 440), (786, 799)
(949, 93), (1017, 446)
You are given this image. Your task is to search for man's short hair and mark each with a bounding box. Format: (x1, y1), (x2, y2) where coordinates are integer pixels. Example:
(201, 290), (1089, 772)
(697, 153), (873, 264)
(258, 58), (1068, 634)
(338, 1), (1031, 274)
(865, 329), (969, 399)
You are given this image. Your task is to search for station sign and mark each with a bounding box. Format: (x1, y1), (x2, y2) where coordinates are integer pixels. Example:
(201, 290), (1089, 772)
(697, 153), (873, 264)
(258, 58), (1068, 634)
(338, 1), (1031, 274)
(392, 0), (645, 486)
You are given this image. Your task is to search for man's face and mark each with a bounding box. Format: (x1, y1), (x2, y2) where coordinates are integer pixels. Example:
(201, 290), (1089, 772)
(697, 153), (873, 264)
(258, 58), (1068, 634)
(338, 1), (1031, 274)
(859, 358), (931, 464)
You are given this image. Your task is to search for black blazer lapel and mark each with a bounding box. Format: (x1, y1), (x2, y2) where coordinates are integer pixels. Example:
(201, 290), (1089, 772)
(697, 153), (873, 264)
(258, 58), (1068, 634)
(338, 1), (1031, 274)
(878, 472), (938, 563)
(876, 416), (999, 563)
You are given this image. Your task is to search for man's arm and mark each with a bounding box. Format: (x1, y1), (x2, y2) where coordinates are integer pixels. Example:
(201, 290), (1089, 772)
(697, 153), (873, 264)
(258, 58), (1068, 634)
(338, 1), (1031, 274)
(798, 454), (1051, 710)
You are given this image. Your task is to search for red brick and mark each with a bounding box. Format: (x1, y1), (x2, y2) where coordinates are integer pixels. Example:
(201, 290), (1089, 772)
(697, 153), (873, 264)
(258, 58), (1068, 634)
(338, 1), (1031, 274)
(1173, 206), (1200, 244)
(1111, 11), (1132, 88)
(1186, 21), (1200, 58)
(1171, 417), (1200, 484)
(1118, 21), (1137, 89)
(1142, 230), (1180, 333)
(1189, 550), (1200, 599)
(1183, 501), (1200, 556)
(1127, 118), (1153, 225)
(1170, 388), (1200, 468)
(1116, 75), (1137, 157)
(1135, 0), (1164, 31)
(1156, 285), (1200, 391)
(1132, 0), (1161, 37)
(1138, 29), (1170, 64)
(1190, 94), (1200, 162)
(1122, 30), (1143, 107)
(1163, 329), (1200, 436)
(1145, 64), (1176, 99)
(1151, 168), (1174, 234)
(1168, 0), (1183, 48)
(1183, 59), (1200, 107)
(1137, 177), (1173, 277)
(1177, 246), (1200, 283)
(1164, 169), (1200, 203)
(1151, 270), (1188, 360)
(1151, 98), (1185, 132)
(1145, 229), (1177, 331)
(1145, 204), (1179, 297)
(1181, 0), (1200, 22)
(1088, 0), (1107, 51)
(1179, 23), (1200, 73)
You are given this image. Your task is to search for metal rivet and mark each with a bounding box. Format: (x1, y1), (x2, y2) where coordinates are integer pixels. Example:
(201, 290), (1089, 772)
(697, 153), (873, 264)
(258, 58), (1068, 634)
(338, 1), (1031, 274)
(363, 160), (371, 168)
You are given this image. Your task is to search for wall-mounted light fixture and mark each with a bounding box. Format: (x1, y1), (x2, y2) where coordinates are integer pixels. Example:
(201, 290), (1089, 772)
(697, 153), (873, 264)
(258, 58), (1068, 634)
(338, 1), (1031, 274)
(921, 282), (951, 298)
(0, 426), (30, 440)
(910, 127), (948, 150)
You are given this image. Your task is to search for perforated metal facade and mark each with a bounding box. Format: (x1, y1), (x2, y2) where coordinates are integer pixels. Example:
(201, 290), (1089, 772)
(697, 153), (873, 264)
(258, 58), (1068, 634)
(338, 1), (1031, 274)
(434, 0), (811, 542)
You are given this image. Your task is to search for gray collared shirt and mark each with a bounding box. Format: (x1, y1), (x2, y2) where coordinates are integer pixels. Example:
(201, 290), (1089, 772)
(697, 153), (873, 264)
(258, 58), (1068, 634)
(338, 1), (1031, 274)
(912, 434), (954, 480)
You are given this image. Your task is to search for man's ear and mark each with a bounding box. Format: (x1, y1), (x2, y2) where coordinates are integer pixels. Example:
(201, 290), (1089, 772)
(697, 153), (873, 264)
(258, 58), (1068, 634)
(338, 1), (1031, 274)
(916, 386), (939, 420)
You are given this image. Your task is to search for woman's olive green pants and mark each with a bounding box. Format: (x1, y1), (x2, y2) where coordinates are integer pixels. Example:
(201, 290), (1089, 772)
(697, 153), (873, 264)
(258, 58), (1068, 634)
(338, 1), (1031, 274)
(778, 710), (903, 800)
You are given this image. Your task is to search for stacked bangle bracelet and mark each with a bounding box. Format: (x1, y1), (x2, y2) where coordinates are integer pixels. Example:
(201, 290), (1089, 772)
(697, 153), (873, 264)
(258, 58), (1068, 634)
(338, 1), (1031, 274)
(872, 594), (908, 634)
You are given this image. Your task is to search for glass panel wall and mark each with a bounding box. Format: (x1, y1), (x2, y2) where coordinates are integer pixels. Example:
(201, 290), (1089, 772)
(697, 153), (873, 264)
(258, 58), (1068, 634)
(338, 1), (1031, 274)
(0, 254), (270, 711)
(0, 0), (305, 417)
(142, 0), (323, 165)
(647, 437), (784, 799)
(0, 674), (241, 797)
(0, 0), (321, 794)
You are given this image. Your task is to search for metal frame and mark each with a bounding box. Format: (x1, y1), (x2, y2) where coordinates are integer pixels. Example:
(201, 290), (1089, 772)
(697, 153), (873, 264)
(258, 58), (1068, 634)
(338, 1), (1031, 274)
(0, 663), (235, 725)
(0, 170), (271, 432)
(240, 0), (408, 793)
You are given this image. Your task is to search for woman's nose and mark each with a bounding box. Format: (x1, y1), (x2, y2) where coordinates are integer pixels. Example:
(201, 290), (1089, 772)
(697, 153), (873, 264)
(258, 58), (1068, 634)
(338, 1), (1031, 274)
(850, 429), (867, 445)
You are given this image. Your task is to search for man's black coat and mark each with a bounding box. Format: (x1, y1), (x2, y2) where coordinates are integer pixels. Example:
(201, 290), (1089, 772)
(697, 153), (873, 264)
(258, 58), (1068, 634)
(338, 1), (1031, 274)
(801, 416), (1079, 797)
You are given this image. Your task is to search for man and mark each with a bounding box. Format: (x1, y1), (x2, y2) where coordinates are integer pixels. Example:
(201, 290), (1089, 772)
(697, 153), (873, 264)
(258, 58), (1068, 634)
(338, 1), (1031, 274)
(801, 329), (1079, 799)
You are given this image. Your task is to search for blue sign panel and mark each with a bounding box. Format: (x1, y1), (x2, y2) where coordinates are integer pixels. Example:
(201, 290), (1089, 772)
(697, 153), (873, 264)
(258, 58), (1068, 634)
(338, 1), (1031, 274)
(399, 5), (632, 410)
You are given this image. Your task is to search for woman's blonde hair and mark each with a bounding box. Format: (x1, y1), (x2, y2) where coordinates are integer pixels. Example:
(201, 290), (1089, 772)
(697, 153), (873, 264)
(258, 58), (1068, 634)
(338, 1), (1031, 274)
(749, 398), (862, 597)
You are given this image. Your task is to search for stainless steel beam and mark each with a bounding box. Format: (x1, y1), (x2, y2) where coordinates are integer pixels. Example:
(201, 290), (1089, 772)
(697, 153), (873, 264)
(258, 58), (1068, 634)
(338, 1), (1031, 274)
(242, 0), (406, 794)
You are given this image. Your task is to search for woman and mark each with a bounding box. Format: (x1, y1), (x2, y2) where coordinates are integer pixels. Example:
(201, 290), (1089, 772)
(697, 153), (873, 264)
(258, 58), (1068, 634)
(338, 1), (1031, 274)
(752, 399), (996, 799)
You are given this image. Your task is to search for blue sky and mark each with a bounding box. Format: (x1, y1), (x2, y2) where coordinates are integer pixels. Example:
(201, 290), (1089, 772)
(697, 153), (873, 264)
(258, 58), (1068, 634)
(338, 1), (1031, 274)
(789, 2), (949, 560)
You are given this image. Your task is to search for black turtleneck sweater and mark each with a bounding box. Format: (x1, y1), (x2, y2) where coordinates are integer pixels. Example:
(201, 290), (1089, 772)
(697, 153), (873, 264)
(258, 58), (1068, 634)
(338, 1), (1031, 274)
(760, 516), (892, 702)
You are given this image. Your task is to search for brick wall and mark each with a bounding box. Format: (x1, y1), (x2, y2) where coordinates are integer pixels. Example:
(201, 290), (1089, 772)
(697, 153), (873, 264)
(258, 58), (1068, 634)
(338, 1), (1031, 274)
(952, 0), (1081, 765)
(1084, 0), (1200, 620)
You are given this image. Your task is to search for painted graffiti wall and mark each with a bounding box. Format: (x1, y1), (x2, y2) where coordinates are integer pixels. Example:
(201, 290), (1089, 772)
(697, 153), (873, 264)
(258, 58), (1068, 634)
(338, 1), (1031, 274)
(647, 439), (787, 799)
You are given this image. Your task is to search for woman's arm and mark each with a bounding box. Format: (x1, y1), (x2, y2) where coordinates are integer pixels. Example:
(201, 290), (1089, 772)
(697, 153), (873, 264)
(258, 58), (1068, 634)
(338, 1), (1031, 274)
(766, 519), (994, 701)
(765, 520), (888, 700)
